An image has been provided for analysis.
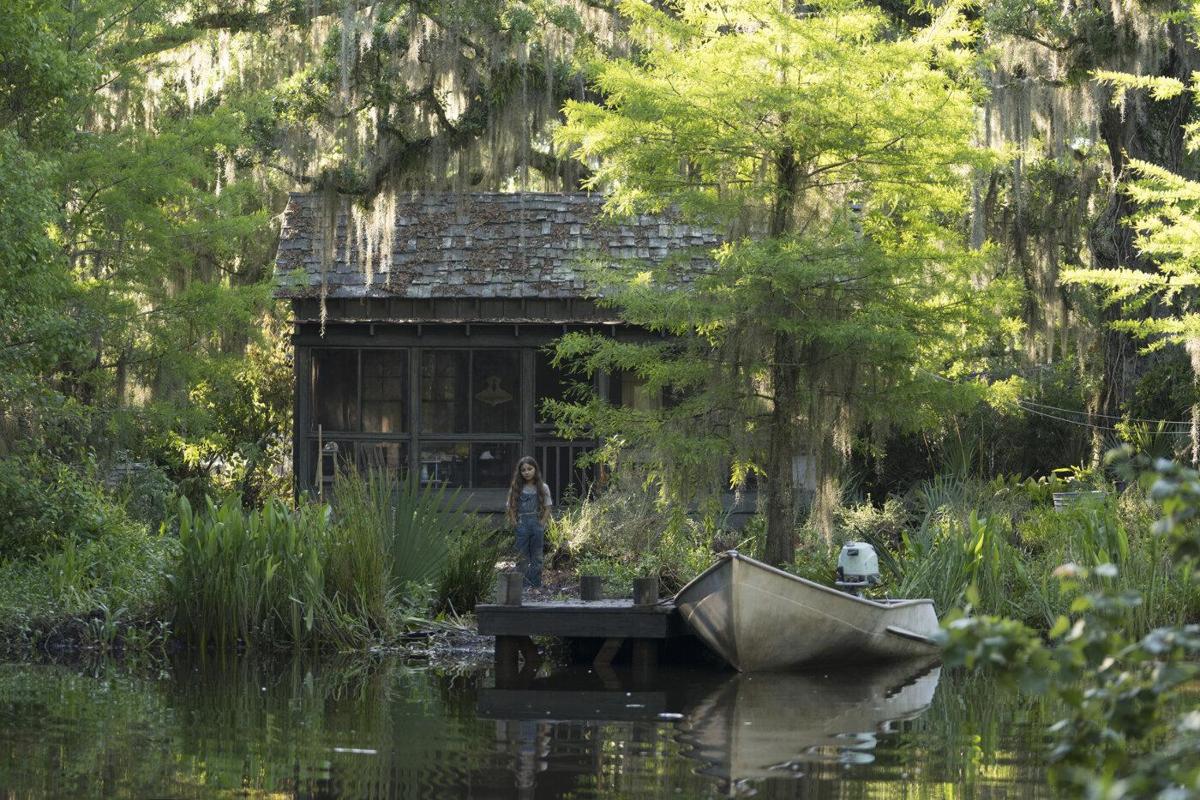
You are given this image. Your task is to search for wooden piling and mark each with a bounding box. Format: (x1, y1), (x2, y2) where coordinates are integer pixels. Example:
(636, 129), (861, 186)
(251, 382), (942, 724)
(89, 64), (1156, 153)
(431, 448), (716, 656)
(494, 636), (522, 687)
(497, 571), (523, 606)
(633, 576), (659, 606)
(631, 639), (659, 685)
(580, 575), (602, 602)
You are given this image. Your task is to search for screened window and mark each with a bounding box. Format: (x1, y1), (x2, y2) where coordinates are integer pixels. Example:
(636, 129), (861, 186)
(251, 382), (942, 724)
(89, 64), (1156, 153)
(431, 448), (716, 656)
(473, 442), (519, 488)
(310, 439), (355, 488)
(419, 442), (469, 487)
(305, 346), (535, 493)
(361, 442), (408, 477)
(362, 350), (407, 433)
(421, 350), (522, 434)
(421, 351), (470, 433)
(312, 349), (358, 432)
(618, 370), (662, 412)
(472, 350), (521, 432)
(535, 348), (586, 426)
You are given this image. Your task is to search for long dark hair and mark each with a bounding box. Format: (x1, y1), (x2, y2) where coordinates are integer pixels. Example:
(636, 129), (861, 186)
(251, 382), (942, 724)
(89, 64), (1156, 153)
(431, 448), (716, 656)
(507, 456), (549, 524)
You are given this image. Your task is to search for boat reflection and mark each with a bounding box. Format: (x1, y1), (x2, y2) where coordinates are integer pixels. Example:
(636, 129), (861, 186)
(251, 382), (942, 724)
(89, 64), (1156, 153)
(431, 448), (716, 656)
(677, 658), (941, 783)
(478, 658), (941, 795)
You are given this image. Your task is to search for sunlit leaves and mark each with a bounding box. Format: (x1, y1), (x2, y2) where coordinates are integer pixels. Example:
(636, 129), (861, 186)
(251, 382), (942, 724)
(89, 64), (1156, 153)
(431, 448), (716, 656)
(944, 455), (1200, 794)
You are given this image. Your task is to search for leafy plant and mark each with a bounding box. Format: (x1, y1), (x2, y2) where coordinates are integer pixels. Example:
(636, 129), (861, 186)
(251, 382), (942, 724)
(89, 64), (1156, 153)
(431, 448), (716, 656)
(435, 522), (504, 615)
(331, 467), (464, 588)
(170, 496), (334, 650)
(941, 453), (1200, 795)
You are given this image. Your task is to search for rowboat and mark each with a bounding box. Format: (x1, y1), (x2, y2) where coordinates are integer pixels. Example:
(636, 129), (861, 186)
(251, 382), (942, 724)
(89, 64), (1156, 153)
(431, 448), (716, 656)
(674, 551), (940, 671)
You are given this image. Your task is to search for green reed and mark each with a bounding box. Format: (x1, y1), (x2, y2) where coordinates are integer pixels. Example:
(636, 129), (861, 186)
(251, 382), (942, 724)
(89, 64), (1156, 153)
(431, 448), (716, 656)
(435, 522), (503, 615)
(330, 467), (463, 589)
(889, 478), (1198, 634)
(171, 496), (333, 650)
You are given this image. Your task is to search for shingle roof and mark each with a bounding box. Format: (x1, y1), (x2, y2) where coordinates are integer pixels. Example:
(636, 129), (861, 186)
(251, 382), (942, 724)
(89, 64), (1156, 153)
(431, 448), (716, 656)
(273, 192), (720, 300)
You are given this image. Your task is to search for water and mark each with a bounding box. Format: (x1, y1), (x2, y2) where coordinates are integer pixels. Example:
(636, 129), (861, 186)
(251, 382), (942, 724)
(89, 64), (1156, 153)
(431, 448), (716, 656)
(0, 655), (1054, 798)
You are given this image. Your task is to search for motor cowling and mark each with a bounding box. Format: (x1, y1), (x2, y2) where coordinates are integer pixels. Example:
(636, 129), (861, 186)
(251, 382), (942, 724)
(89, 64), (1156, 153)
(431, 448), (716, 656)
(835, 541), (880, 596)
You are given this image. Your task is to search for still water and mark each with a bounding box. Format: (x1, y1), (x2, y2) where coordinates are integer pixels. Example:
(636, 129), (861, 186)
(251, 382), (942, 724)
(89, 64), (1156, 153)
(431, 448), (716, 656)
(0, 655), (1053, 798)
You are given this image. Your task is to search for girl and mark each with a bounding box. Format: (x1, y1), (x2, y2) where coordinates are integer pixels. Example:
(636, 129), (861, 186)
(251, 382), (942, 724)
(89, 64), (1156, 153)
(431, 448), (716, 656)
(506, 456), (552, 588)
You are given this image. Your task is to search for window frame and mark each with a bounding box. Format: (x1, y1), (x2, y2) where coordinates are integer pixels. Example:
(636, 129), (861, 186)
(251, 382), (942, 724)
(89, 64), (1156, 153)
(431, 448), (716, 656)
(306, 345), (528, 490)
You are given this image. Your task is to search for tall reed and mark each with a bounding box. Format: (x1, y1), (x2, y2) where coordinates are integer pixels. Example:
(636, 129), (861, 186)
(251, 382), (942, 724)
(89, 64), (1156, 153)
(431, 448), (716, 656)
(171, 497), (333, 650)
(435, 522), (503, 615)
(331, 468), (463, 588)
(884, 477), (1197, 633)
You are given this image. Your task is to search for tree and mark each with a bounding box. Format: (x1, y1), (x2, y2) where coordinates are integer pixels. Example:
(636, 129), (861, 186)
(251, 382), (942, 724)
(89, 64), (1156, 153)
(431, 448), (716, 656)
(1064, 13), (1200, 463)
(554, 0), (1008, 563)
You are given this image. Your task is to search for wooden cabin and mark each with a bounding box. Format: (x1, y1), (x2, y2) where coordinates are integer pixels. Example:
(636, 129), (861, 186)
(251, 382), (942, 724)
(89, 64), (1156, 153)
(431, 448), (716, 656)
(273, 192), (722, 513)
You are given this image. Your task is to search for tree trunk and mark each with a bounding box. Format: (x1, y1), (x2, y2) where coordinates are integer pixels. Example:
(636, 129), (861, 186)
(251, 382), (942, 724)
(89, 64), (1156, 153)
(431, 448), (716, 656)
(762, 143), (801, 566)
(764, 330), (799, 566)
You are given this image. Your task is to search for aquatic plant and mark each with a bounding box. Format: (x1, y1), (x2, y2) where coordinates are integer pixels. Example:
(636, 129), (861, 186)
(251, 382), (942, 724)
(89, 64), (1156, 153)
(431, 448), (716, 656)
(330, 467), (463, 589)
(171, 496), (334, 650)
(822, 473), (1200, 634)
(941, 453), (1200, 796)
(435, 522), (504, 616)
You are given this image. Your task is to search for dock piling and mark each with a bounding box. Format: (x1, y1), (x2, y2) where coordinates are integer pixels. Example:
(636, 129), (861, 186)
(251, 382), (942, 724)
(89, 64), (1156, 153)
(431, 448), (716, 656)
(580, 575), (602, 602)
(633, 576), (659, 606)
(497, 571), (523, 606)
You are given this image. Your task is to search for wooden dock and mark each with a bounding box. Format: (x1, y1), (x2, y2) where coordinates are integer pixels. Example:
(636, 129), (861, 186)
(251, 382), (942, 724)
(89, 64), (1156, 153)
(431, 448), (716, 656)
(476, 575), (696, 686)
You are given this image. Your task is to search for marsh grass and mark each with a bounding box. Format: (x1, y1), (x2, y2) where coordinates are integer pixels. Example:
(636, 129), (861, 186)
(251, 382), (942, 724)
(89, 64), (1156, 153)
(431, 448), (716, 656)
(171, 497), (334, 650)
(874, 477), (1198, 634)
(330, 467), (464, 588)
(0, 527), (174, 655)
(435, 521), (504, 615)
(167, 467), (476, 651)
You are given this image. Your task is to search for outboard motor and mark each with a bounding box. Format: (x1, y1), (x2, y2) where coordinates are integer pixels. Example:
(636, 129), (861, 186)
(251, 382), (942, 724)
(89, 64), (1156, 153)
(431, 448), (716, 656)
(835, 541), (880, 596)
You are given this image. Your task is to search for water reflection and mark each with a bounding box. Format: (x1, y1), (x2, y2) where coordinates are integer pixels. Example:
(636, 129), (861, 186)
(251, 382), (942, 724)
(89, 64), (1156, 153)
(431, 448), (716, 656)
(677, 660), (941, 784)
(0, 655), (1048, 798)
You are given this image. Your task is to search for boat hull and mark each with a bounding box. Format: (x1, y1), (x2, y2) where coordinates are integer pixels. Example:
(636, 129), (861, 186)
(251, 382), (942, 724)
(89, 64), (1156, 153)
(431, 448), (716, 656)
(675, 552), (940, 671)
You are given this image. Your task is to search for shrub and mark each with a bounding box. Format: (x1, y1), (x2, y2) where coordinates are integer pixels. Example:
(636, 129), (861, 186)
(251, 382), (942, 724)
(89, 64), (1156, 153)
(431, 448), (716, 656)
(108, 460), (177, 532)
(0, 454), (132, 558)
(834, 497), (910, 549)
(435, 521), (504, 615)
(555, 483), (736, 594)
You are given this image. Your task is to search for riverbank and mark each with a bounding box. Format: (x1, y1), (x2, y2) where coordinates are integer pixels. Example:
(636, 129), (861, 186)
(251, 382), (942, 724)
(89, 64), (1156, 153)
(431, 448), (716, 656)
(0, 564), (589, 667)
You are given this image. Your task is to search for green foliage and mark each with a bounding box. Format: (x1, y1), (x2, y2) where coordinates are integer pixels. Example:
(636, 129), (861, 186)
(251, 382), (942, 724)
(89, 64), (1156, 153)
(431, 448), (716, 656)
(171, 496), (335, 650)
(941, 454), (1200, 795)
(0, 455), (138, 558)
(331, 468), (463, 588)
(898, 511), (1027, 619)
(834, 498), (910, 548)
(107, 462), (178, 532)
(1065, 13), (1200, 371)
(783, 469), (1199, 635)
(162, 326), (294, 506)
(0, 523), (175, 646)
(435, 522), (504, 615)
(0, 0), (290, 533)
(553, 0), (1013, 560)
(554, 481), (733, 593)
(168, 465), (480, 649)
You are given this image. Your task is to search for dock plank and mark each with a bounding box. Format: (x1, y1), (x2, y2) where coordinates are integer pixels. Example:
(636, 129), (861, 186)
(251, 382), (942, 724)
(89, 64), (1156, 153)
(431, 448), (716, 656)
(476, 599), (688, 639)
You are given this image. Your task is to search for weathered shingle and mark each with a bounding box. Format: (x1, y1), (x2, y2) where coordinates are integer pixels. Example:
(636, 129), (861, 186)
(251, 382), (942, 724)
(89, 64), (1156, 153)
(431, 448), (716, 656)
(273, 192), (720, 300)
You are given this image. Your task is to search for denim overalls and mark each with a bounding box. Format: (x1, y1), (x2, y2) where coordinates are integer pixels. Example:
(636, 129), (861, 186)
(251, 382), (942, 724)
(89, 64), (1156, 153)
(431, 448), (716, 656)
(515, 487), (544, 588)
